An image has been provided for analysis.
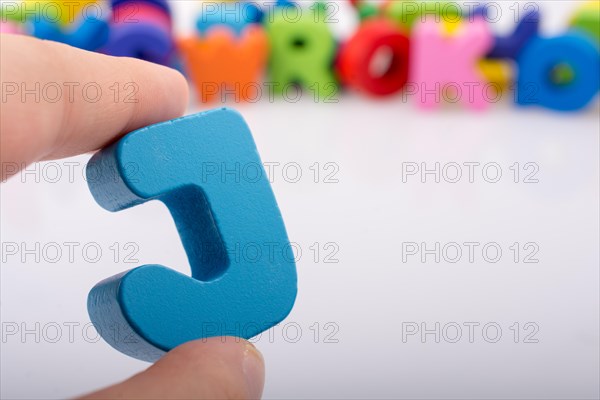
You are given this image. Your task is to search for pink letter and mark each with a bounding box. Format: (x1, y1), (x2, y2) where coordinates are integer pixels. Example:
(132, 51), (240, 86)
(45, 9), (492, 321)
(411, 16), (493, 110)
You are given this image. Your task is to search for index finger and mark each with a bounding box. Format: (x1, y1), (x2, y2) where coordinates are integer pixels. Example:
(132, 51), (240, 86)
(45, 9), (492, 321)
(0, 34), (189, 180)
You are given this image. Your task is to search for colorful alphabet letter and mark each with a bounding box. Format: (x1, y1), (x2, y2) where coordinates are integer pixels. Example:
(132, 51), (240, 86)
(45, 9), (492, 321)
(517, 33), (600, 111)
(178, 26), (269, 103)
(32, 16), (109, 51)
(102, 0), (175, 66)
(264, 3), (337, 99)
(86, 109), (298, 362)
(487, 9), (540, 59)
(410, 16), (494, 110)
(337, 18), (410, 96)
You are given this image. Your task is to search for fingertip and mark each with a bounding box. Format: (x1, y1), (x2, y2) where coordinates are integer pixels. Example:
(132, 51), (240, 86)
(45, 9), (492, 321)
(159, 337), (265, 399)
(151, 62), (190, 120)
(81, 338), (265, 400)
(243, 341), (266, 399)
(116, 57), (190, 133)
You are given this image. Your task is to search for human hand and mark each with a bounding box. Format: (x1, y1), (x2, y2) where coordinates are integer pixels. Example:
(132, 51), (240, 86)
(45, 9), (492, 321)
(0, 34), (265, 399)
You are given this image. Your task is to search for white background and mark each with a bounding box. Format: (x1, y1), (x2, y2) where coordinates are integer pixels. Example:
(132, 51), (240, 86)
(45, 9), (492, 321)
(1, 1), (599, 399)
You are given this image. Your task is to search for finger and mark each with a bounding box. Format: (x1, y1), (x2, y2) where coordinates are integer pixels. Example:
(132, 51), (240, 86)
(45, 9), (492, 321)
(0, 34), (189, 180)
(80, 337), (265, 400)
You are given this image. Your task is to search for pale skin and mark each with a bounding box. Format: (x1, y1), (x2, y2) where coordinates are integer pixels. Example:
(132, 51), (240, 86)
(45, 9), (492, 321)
(1, 34), (265, 399)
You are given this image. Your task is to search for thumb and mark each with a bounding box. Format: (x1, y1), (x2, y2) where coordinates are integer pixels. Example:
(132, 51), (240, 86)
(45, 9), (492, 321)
(80, 337), (265, 400)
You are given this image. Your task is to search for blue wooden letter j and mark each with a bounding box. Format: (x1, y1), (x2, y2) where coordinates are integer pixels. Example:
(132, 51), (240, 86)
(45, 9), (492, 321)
(86, 108), (298, 362)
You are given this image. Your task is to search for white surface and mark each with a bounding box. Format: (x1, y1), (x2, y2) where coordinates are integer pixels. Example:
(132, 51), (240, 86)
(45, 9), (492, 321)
(1, 1), (599, 399)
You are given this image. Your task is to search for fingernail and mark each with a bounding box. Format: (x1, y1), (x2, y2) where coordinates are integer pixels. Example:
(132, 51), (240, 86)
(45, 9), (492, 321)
(243, 342), (265, 399)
